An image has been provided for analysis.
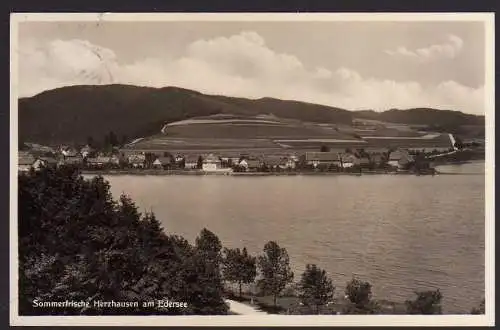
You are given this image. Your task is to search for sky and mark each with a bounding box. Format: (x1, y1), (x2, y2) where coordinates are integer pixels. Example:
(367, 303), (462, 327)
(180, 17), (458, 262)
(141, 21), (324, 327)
(16, 18), (487, 115)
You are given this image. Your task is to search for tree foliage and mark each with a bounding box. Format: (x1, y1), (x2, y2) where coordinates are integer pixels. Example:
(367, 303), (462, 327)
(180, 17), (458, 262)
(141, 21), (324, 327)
(297, 264), (335, 314)
(18, 166), (228, 315)
(405, 289), (443, 314)
(222, 247), (257, 297)
(195, 228), (223, 271)
(197, 156), (204, 169)
(257, 241), (294, 307)
(343, 277), (379, 314)
(471, 298), (485, 314)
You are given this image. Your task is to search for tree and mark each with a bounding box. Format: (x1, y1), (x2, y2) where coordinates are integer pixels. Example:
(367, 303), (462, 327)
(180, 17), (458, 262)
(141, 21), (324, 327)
(190, 229), (228, 314)
(405, 289), (443, 314)
(197, 156), (204, 169)
(222, 247), (257, 297)
(19, 138), (28, 150)
(454, 137), (464, 150)
(86, 136), (97, 149)
(320, 145), (330, 152)
(343, 277), (378, 314)
(257, 241), (294, 307)
(120, 135), (129, 146)
(144, 152), (156, 168)
(471, 298), (485, 314)
(18, 166), (229, 315)
(298, 264), (335, 314)
(108, 131), (119, 147)
(195, 228), (223, 270)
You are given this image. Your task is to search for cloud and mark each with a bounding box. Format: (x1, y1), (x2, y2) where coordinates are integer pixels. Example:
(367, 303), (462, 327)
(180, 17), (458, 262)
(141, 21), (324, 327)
(385, 34), (464, 62)
(18, 32), (484, 115)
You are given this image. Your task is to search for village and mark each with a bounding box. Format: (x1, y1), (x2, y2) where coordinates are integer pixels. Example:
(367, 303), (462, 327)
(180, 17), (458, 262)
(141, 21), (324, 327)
(18, 142), (449, 175)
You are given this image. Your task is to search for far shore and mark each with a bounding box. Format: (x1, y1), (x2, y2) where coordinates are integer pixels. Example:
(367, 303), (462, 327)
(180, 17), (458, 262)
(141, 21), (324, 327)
(78, 158), (484, 177)
(80, 168), (479, 177)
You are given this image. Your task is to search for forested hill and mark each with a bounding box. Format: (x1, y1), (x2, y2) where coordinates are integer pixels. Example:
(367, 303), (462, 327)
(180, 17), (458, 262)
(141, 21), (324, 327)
(18, 84), (352, 145)
(18, 84), (485, 145)
(354, 109), (485, 127)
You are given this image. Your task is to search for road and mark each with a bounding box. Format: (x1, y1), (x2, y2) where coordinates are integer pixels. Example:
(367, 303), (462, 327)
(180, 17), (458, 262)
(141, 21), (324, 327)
(224, 299), (268, 315)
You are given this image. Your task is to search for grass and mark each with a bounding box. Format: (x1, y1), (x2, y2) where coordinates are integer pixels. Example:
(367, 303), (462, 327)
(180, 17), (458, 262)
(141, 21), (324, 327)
(126, 129), (452, 155)
(163, 120), (355, 140)
(224, 289), (409, 315)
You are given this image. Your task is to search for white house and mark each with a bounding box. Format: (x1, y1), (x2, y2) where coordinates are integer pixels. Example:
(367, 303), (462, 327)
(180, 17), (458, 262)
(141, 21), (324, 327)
(128, 154), (146, 168)
(86, 156), (112, 168)
(238, 159), (262, 171)
(388, 149), (413, 169)
(152, 158), (163, 169)
(304, 152), (342, 168)
(18, 152), (50, 172)
(184, 155), (199, 169)
(152, 156), (172, 169)
(80, 145), (93, 158)
(202, 154), (222, 172)
(18, 152), (36, 172)
(61, 148), (78, 157)
(278, 157), (297, 170)
(340, 154), (356, 168)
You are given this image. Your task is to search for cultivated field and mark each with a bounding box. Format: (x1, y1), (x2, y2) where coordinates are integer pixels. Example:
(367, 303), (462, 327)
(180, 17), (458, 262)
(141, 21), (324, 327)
(124, 114), (455, 156)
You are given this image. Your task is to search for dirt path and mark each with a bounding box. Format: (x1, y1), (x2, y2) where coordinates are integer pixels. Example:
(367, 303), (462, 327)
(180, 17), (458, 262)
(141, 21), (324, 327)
(224, 299), (268, 315)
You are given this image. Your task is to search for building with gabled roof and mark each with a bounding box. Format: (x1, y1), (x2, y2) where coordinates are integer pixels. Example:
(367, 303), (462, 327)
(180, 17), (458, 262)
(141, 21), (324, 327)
(18, 151), (36, 172)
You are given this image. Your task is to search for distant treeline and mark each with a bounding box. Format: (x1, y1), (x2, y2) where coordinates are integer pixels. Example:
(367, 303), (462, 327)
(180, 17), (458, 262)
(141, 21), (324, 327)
(355, 108), (484, 127)
(18, 166), (485, 315)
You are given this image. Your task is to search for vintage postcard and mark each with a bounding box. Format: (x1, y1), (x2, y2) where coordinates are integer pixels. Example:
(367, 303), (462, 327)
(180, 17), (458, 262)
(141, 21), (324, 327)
(10, 12), (494, 326)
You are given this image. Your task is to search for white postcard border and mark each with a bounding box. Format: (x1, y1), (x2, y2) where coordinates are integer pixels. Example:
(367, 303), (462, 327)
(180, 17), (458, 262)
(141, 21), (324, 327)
(9, 12), (495, 327)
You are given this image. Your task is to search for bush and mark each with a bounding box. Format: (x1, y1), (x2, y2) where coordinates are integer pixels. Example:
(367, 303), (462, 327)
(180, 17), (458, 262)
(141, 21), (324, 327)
(405, 289), (443, 314)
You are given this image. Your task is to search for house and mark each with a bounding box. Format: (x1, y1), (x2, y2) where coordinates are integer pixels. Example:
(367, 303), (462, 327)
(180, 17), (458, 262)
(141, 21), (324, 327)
(86, 156), (112, 168)
(229, 157), (242, 166)
(388, 149), (414, 169)
(152, 158), (162, 169)
(60, 147), (79, 158)
(171, 154), (184, 168)
(340, 154), (356, 168)
(279, 157), (297, 170)
(354, 155), (371, 168)
(127, 154), (146, 168)
(109, 155), (121, 167)
(18, 152), (36, 172)
(262, 156), (282, 170)
(80, 145), (94, 158)
(304, 152), (342, 168)
(184, 155), (200, 169)
(152, 156), (172, 170)
(238, 158), (262, 171)
(370, 153), (386, 167)
(37, 156), (58, 168)
(59, 155), (84, 167)
(202, 154), (222, 172)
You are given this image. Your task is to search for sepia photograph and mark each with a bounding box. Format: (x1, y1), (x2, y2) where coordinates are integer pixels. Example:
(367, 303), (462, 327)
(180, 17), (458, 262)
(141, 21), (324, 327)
(10, 13), (494, 326)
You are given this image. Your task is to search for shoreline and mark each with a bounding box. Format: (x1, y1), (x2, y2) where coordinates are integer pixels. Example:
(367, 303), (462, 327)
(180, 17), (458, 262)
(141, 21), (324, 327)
(80, 169), (481, 177)
(79, 160), (484, 177)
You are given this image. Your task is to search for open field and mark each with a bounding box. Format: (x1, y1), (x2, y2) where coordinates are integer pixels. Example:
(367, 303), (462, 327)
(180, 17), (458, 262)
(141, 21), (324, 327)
(122, 114), (454, 156)
(124, 137), (453, 158)
(162, 115), (357, 140)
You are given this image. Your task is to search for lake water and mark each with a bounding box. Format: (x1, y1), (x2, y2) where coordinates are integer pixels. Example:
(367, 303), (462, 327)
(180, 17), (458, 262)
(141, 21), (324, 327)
(100, 162), (485, 313)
